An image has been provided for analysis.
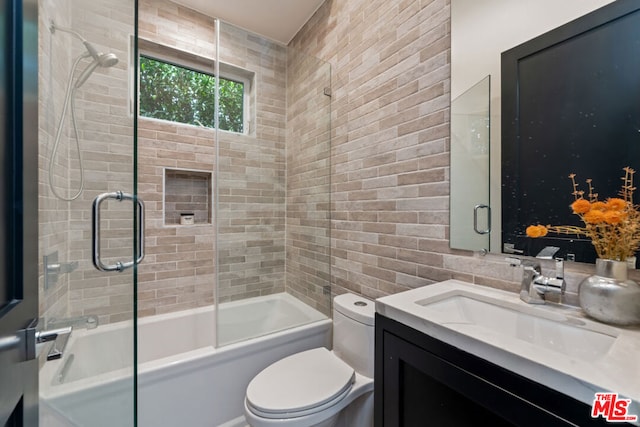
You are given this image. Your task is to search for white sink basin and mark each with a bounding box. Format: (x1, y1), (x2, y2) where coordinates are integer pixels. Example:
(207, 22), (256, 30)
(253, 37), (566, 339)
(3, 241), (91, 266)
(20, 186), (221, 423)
(416, 291), (618, 362)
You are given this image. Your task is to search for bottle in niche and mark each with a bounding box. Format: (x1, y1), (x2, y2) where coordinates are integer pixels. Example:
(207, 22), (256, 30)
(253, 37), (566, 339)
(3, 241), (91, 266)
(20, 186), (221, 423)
(180, 213), (195, 225)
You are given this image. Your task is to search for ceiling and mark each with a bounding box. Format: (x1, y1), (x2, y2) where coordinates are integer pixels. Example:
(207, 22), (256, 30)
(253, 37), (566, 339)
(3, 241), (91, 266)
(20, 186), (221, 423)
(171, 0), (327, 45)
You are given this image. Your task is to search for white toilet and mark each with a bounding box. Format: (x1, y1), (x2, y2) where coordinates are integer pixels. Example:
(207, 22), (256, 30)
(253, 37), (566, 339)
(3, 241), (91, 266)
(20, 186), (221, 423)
(244, 293), (375, 427)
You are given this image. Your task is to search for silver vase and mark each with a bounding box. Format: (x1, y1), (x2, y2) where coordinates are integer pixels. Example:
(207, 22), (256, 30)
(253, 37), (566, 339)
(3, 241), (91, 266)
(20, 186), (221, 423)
(578, 259), (640, 326)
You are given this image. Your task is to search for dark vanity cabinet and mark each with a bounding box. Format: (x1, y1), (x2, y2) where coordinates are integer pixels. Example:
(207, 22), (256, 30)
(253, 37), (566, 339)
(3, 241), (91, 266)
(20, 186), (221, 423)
(374, 314), (618, 427)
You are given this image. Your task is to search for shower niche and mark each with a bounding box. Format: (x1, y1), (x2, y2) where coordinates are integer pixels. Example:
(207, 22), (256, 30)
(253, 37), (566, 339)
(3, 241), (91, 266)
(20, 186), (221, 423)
(163, 168), (212, 226)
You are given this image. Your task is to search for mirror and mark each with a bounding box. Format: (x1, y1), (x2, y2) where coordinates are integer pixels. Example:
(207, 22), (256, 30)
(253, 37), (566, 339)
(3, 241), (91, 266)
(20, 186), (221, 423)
(450, 0), (640, 264)
(450, 76), (490, 252)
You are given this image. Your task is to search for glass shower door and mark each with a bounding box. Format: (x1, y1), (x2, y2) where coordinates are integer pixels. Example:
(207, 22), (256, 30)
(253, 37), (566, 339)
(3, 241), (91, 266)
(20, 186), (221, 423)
(37, 1), (138, 426)
(215, 19), (332, 347)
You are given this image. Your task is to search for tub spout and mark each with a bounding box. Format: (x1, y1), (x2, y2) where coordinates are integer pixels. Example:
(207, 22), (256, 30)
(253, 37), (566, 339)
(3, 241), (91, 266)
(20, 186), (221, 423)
(48, 314), (99, 330)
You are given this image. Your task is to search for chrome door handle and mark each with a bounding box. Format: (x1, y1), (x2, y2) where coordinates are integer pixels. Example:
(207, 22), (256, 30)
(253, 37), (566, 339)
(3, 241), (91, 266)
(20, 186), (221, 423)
(92, 191), (145, 272)
(473, 204), (491, 235)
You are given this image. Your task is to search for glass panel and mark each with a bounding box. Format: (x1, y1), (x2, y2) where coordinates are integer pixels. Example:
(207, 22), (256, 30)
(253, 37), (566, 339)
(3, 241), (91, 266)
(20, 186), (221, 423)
(135, 4), (218, 426)
(285, 45), (332, 316)
(450, 76), (491, 252)
(216, 20), (331, 347)
(38, 1), (137, 425)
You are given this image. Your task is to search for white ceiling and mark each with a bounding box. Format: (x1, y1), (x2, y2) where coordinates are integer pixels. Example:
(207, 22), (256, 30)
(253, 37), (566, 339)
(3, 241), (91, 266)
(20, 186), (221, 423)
(171, 0), (327, 45)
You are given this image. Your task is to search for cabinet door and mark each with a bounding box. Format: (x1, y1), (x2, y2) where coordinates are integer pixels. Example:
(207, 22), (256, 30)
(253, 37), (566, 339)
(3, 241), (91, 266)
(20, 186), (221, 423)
(378, 331), (565, 426)
(374, 315), (613, 427)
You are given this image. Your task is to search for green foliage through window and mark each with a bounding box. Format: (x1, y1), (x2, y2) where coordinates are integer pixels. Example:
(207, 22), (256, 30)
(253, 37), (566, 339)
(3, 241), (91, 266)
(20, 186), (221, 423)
(139, 55), (244, 133)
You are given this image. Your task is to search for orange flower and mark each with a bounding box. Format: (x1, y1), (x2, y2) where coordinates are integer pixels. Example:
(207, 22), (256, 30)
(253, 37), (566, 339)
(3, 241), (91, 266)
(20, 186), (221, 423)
(526, 225), (548, 238)
(604, 210), (627, 225)
(606, 198), (627, 211)
(571, 199), (591, 214)
(583, 209), (605, 224)
(526, 168), (640, 261)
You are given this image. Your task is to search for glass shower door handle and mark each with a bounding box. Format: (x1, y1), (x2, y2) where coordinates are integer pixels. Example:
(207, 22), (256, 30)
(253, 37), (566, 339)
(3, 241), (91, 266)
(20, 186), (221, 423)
(92, 191), (145, 272)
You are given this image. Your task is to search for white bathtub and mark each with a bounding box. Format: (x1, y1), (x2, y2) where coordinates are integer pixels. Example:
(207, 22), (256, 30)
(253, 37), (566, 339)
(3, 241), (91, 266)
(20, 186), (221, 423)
(39, 293), (332, 427)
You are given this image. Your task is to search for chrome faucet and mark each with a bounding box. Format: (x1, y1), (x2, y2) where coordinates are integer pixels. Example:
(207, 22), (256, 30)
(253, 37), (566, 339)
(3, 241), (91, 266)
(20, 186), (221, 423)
(36, 326), (72, 361)
(508, 258), (566, 304)
(36, 315), (98, 362)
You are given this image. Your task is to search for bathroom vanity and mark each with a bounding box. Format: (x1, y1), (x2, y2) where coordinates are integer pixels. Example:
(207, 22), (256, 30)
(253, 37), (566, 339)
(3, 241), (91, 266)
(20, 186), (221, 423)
(374, 280), (640, 426)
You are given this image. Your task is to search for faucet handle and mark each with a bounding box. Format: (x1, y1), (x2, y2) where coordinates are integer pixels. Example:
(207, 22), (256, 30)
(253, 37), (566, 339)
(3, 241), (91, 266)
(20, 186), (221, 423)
(555, 258), (564, 279)
(520, 259), (541, 274)
(507, 257), (541, 274)
(36, 327), (71, 343)
(505, 257), (522, 266)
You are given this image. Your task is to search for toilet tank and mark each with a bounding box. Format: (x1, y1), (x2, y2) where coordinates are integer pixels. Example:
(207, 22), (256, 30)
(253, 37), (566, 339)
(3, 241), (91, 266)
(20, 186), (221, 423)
(332, 293), (375, 378)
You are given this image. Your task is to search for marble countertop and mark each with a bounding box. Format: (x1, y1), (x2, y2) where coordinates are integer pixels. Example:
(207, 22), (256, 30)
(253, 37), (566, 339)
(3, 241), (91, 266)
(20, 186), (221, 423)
(376, 279), (640, 424)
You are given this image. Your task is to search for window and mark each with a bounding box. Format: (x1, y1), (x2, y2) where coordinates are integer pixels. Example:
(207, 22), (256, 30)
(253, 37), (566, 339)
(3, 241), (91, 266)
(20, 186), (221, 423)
(139, 55), (246, 133)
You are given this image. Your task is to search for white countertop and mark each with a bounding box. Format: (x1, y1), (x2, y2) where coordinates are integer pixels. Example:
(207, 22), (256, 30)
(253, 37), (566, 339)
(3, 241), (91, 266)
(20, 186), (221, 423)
(376, 279), (640, 423)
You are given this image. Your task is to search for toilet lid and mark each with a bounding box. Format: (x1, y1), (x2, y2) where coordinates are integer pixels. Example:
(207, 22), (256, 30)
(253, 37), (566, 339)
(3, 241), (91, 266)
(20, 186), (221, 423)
(246, 348), (355, 418)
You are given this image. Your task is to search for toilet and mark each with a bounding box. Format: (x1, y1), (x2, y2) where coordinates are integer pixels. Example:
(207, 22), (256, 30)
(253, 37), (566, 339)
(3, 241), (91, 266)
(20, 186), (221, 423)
(244, 293), (375, 427)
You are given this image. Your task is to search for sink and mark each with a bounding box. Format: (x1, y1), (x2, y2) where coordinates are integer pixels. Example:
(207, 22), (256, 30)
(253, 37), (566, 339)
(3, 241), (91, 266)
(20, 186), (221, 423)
(376, 280), (640, 419)
(416, 290), (618, 362)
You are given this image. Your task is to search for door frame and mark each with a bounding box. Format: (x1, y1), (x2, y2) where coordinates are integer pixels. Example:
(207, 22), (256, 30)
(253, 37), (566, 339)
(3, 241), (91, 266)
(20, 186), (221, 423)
(0, 0), (40, 425)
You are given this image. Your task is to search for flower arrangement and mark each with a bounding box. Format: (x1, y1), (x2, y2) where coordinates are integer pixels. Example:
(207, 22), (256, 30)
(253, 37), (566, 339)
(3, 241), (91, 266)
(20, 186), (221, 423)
(526, 167), (640, 261)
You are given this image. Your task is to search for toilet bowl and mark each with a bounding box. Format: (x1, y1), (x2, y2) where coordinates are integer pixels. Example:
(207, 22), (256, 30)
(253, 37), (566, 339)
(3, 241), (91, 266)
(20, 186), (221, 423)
(244, 293), (375, 427)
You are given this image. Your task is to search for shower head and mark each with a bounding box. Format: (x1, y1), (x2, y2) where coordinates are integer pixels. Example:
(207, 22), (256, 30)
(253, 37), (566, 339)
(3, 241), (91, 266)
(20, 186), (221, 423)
(74, 53), (119, 89)
(50, 22), (119, 70)
(82, 40), (102, 62)
(97, 52), (119, 67)
(80, 42), (119, 68)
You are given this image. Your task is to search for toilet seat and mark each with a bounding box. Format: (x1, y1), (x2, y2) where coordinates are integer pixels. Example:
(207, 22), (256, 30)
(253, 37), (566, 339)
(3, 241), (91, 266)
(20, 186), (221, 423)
(246, 348), (355, 419)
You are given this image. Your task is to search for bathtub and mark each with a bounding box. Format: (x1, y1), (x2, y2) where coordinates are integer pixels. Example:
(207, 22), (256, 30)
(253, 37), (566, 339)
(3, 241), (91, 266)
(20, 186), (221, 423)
(39, 293), (332, 427)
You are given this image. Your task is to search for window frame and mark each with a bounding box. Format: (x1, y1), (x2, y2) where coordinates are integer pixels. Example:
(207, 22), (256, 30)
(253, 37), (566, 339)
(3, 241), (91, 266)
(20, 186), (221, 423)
(138, 39), (252, 135)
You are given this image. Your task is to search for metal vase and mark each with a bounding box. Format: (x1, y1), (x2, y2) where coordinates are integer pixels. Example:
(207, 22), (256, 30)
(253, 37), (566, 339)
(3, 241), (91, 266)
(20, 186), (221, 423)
(578, 259), (640, 326)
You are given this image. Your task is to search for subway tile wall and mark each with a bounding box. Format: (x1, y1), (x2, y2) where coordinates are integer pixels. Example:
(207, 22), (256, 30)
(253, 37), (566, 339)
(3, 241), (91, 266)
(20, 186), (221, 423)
(66, 0), (136, 324)
(139, 0), (223, 316)
(285, 48), (332, 315)
(215, 22), (289, 303)
(39, 0), (72, 321)
(289, 0), (460, 300)
(137, 118), (216, 316)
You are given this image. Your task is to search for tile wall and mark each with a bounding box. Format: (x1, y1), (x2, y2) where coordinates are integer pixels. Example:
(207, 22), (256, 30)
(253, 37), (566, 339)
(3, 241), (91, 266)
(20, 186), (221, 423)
(136, 118), (216, 316)
(38, 0), (72, 320)
(67, 0), (136, 324)
(215, 22), (289, 303)
(285, 48), (332, 315)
